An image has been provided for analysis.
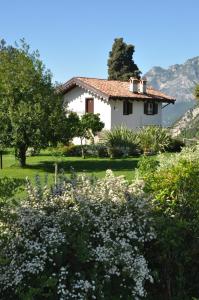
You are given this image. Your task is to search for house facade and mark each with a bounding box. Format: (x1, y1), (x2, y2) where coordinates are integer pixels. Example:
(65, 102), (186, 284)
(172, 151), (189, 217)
(59, 77), (175, 130)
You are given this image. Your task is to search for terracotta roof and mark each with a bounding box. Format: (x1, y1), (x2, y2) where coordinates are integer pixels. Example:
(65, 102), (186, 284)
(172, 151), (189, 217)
(59, 77), (175, 104)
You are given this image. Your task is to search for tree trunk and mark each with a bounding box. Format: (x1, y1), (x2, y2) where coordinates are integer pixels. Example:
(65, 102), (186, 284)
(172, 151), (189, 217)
(80, 138), (85, 159)
(0, 151), (3, 169)
(54, 162), (58, 185)
(18, 145), (27, 167)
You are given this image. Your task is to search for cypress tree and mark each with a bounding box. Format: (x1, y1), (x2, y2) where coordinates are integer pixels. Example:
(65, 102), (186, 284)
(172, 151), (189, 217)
(107, 38), (141, 81)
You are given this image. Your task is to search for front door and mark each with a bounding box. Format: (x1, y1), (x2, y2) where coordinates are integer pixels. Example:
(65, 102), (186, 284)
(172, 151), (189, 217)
(85, 98), (94, 113)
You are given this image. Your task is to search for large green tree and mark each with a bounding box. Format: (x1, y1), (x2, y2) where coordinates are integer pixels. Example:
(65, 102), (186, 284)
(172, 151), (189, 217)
(0, 39), (76, 167)
(107, 37), (141, 81)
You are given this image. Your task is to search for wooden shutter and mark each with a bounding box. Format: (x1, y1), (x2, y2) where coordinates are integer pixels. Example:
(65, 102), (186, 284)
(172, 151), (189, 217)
(144, 102), (148, 114)
(123, 101), (128, 115)
(128, 102), (133, 114)
(86, 98), (94, 113)
(123, 101), (133, 115)
(153, 103), (158, 114)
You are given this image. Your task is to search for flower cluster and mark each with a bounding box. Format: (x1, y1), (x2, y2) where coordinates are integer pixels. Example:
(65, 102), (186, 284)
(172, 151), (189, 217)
(0, 170), (155, 299)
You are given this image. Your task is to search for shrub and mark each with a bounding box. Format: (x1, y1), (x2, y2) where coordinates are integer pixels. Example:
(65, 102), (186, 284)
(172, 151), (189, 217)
(165, 137), (185, 152)
(0, 177), (25, 202)
(62, 144), (82, 156)
(137, 156), (159, 176)
(137, 126), (171, 155)
(26, 147), (40, 156)
(95, 144), (109, 158)
(0, 171), (154, 300)
(143, 147), (199, 299)
(101, 126), (139, 158)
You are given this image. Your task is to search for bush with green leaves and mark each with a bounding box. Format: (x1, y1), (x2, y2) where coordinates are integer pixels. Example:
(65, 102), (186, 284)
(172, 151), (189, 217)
(137, 126), (171, 155)
(0, 171), (155, 300)
(49, 144), (109, 158)
(101, 126), (139, 158)
(0, 177), (25, 202)
(141, 146), (199, 300)
(165, 137), (184, 152)
(137, 156), (159, 176)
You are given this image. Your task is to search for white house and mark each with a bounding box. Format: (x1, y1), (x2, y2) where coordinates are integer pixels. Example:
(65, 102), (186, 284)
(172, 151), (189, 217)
(59, 77), (175, 130)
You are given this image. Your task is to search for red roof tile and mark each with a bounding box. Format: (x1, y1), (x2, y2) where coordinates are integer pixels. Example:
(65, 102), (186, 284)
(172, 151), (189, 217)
(59, 77), (175, 103)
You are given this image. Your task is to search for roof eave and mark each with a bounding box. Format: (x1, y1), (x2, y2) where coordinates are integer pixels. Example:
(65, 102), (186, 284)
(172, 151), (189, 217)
(58, 77), (109, 101)
(109, 95), (176, 104)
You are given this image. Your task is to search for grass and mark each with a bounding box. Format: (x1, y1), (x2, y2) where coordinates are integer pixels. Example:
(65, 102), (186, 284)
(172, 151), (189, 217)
(0, 151), (140, 183)
(0, 150), (172, 200)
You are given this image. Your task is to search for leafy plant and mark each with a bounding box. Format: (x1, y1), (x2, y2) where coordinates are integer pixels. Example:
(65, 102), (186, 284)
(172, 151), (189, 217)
(101, 126), (139, 158)
(137, 126), (171, 155)
(76, 113), (104, 158)
(143, 146), (199, 299)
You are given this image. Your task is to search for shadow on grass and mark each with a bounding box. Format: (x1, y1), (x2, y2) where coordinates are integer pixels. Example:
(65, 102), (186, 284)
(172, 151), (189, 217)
(24, 158), (139, 174)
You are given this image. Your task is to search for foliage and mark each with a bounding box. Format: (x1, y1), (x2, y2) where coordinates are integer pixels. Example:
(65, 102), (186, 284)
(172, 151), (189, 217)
(142, 146), (199, 299)
(137, 156), (159, 176)
(165, 137), (185, 152)
(137, 126), (171, 155)
(49, 144), (108, 158)
(75, 113), (104, 158)
(101, 126), (139, 158)
(26, 147), (40, 157)
(0, 171), (154, 300)
(0, 177), (25, 202)
(0, 39), (77, 167)
(107, 38), (141, 81)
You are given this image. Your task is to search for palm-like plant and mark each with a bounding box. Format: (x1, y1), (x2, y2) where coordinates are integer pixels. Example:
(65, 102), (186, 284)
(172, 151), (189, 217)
(138, 126), (171, 155)
(100, 126), (138, 158)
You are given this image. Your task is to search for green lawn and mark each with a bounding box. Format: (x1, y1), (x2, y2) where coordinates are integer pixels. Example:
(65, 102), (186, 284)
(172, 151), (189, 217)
(0, 152), (140, 183)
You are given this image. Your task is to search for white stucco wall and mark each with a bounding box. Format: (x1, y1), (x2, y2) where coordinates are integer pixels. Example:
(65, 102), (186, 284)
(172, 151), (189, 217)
(110, 100), (162, 130)
(63, 86), (111, 130)
(63, 87), (163, 144)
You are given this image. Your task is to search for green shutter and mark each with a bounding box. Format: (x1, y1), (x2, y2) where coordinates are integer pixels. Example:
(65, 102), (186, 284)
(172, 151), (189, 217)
(144, 102), (148, 114)
(128, 102), (133, 114)
(123, 101), (128, 115)
(153, 103), (158, 114)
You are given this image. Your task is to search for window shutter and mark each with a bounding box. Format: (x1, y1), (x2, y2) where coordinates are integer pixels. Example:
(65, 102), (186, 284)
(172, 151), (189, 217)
(128, 102), (133, 114)
(144, 102), (148, 114)
(123, 101), (128, 115)
(153, 103), (158, 114)
(123, 101), (133, 115)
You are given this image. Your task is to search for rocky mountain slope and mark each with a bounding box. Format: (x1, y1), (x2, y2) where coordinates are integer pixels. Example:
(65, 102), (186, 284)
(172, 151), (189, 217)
(145, 56), (199, 126)
(171, 104), (199, 138)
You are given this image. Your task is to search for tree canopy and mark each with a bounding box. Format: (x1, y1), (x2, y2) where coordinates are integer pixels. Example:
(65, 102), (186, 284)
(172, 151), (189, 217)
(76, 113), (104, 158)
(107, 38), (141, 81)
(0, 39), (76, 167)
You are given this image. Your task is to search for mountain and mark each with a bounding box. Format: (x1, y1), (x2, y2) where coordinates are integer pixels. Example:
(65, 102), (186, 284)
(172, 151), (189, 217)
(171, 104), (199, 139)
(145, 56), (199, 126)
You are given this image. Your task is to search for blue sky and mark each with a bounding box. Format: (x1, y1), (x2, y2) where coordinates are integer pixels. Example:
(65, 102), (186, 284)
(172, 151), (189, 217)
(1, 0), (199, 83)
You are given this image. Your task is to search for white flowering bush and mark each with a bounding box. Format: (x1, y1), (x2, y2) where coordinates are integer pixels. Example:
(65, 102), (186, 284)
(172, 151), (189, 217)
(0, 171), (155, 300)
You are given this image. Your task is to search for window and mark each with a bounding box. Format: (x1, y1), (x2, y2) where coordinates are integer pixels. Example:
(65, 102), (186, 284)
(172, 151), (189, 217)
(123, 100), (133, 115)
(85, 98), (94, 113)
(144, 102), (158, 115)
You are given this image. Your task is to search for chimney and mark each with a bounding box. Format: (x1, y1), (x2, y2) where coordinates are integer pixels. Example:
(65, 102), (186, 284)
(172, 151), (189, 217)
(129, 77), (139, 93)
(139, 77), (147, 94)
